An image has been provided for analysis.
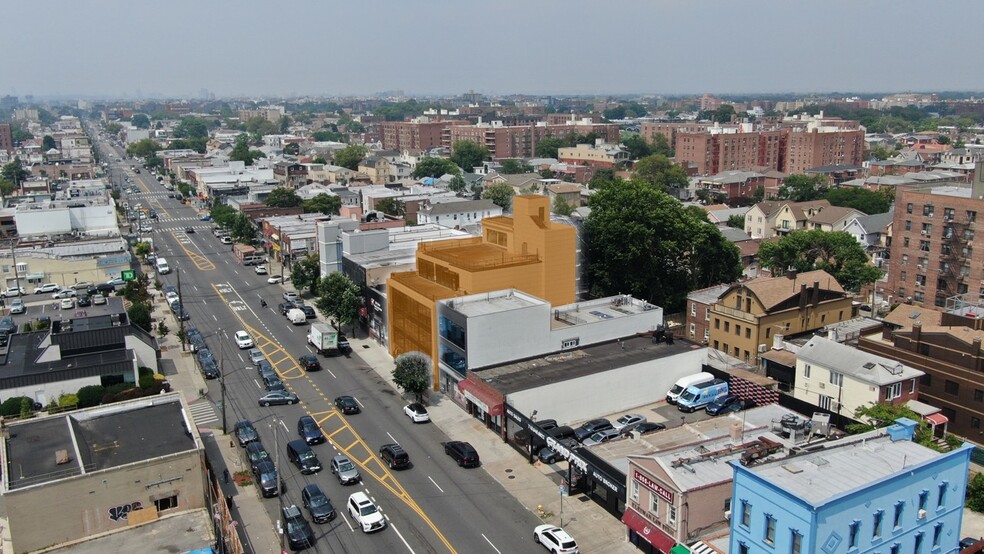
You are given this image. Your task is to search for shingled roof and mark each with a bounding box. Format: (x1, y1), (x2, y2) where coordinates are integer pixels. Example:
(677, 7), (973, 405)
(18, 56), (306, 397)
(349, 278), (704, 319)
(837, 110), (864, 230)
(740, 269), (844, 311)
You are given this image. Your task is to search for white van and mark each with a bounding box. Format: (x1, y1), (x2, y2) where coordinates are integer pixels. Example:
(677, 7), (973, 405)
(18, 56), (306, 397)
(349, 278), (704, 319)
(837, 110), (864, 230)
(666, 372), (714, 405)
(156, 257), (171, 275)
(287, 308), (307, 325)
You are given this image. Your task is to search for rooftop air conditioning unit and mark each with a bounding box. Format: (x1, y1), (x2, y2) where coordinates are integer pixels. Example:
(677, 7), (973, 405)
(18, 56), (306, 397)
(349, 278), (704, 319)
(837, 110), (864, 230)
(758, 344), (767, 353)
(724, 510), (731, 520)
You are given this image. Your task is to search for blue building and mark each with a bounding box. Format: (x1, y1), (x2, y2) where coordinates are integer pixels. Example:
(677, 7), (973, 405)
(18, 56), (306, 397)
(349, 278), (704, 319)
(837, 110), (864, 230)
(729, 418), (972, 554)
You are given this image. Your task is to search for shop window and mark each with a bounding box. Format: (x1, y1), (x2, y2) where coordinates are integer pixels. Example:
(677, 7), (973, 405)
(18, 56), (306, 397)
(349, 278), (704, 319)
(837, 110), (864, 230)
(154, 494), (178, 512)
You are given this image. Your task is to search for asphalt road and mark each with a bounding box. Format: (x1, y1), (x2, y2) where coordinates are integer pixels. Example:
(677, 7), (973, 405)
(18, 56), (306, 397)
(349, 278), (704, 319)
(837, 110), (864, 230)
(96, 135), (542, 554)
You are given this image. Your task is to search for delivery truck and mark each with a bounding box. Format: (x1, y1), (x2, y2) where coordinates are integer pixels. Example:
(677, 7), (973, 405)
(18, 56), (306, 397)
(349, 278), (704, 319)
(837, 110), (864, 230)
(308, 322), (341, 355)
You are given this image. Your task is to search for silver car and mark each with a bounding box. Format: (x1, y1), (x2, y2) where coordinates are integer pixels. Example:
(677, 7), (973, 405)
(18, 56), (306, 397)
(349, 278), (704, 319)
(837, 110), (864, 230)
(330, 455), (361, 485)
(581, 428), (621, 447)
(611, 413), (647, 434)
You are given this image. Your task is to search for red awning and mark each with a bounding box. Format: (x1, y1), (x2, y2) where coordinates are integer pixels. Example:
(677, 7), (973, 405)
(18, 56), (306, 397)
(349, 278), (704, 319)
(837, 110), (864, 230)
(926, 413), (949, 426)
(457, 378), (504, 417)
(622, 508), (676, 552)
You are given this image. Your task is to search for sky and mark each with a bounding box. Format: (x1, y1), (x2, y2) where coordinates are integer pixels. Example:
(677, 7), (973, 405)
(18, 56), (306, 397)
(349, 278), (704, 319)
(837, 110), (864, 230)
(4, 0), (984, 99)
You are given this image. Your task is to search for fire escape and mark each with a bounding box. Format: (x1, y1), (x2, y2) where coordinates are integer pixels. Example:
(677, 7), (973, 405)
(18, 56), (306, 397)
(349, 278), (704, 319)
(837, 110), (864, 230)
(939, 215), (968, 299)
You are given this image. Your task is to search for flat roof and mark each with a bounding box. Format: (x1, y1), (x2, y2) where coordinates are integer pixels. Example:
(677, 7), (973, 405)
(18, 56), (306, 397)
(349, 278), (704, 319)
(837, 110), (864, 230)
(5, 394), (198, 490)
(45, 509), (214, 554)
(444, 289), (545, 317)
(475, 335), (703, 395)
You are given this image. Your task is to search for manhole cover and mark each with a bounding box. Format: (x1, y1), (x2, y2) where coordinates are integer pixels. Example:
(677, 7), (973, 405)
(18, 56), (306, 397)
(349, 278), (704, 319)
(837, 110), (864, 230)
(578, 496), (591, 503)
(362, 345), (370, 349)
(508, 475), (515, 479)
(505, 468), (513, 473)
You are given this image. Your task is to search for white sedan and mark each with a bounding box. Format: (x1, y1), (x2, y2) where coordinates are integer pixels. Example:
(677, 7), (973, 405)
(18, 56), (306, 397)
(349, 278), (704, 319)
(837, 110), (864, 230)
(234, 330), (254, 349)
(254, 265), (267, 275)
(267, 276), (283, 285)
(404, 403), (430, 423)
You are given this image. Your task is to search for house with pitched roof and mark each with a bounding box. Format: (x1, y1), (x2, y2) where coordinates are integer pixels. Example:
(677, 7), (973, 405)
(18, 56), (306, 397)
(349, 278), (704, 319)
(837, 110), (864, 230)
(743, 199), (831, 239)
(708, 270), (853, 365)
(844, 210), (893, 268)
(416, 198), (502, 227)
(806, 204), (864, 232)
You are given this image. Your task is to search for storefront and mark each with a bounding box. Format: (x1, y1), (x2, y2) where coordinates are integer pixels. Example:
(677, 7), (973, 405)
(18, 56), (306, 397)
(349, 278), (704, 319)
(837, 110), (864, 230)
(366, 286), (388, 347)
(622, 508), (678, 554)
(456, 376), (504, 434)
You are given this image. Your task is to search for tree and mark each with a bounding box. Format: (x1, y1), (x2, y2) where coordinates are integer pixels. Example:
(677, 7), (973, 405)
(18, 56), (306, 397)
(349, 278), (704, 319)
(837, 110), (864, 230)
(727, 214), (746, 229)
(375, 197), (405, 217)
(481, 183), (515, 210)
(825, 187), (891, 215)
(127, 302), (152, 333)
(539, 169), (555, 179)
(230, 134), (265, 166)
(757, 229), (883, 291)
(847, 403), (935, 445)
(279, 115), (290, 134)
(173, 116), (210, 139)
(588, 168), (619, 189)
(632, 154), (689, 192)
(76, 385), (105, 409)
(499, 159), (534, 174)
(303, 193), (341, 215)
(131, 113), (151, 129)
(621, 134), (652, 160)
(283, 142), (300, 155)
(134, 241), (151, 259)
(105, 122), (123, 135)
(869, 145), (895, 161)
(586, 179), (742, 311)
(413, 157), (460, 178)
(316, 272), (361, 336)
(451, 140), (489, 173)
(333, 144), (367, 171)
(1, 157), (30, 186)
(313, 156), (328, 164)
(392, 352), (432, 402)
(157, 320), (170, 339)
(535, 137), (564, 159)
(447, 175), (467, 193)
(553, 195), (574, 216)
(42, 135), (56, 150)
(245, 117), (278, 140)
(265, 187), (302, 208)
(713, 105), (737, 123)
(291, 254), (322, 296)
(311, 130), (345, 142)
(777, 174), (827, 202)
(604, 106), (627, 120)
(125, 138), (161, 159)
(210, 203), (236, 228)
(936, 135), (951, 145)
(650, 134), (674, 157)
(230, 212), (254, 243)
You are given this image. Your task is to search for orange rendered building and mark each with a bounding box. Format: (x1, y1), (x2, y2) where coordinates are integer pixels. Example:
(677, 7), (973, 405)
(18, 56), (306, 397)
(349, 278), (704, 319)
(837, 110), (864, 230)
(387, 195), (576, 389)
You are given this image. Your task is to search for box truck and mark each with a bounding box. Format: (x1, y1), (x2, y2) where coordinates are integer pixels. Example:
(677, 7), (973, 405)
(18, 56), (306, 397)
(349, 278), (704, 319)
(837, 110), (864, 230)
(308, 322), (341, 355)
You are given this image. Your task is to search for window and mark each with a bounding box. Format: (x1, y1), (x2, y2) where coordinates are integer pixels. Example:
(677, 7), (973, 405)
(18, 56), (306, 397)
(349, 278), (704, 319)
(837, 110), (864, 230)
(668, 505), (677, 527)
(631, 480), (639, 500)
(910, 380), (916, 394)
(975, 389), (983, 402)
(889, 543), (899, 554)
(893, 501), (903, 528)
(974, 417), (981, 430)
(849, 521), (860, 548)
(715, 318), (721, 329)
(885, 382), (902, 400)
(907, 203), (913, 214)
(689, 323), (696, 338)
(735, 324), (741, 336)
(764, 515), (776, 545)
(650, 494), (659, 514)
(914, 532), (924, 553)
(725, 321), (730, 332)
(933, 523), (942, 547)
(830, 371), (843, 387)
(741, 501), (751, 528)
(739, 544), (749, 554)
(691, 303), (697, 316)
(945, 380), (959, 395)
(873, 510), (883, 539)
(791, 531), (802, 554)
(804, 363), (811, 378)
(724, 498), (732, 512)
(938, 482), (947, 509)
(153, 494), (178, 512)
(919, 490), (928, 512)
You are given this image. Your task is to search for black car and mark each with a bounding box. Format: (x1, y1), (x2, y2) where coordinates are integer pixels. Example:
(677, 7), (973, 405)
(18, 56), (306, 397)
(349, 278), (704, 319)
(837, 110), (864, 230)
(298, 354), (321, 372)
(574, 419), (614, 442)
(87, 283), (116, 296)
(234, 420), (259, 447)
(245, 441), (270, 473)
(185, 226), (195, 233)
(170, 302), (190, 321)
(201, 359), (220, 379)
(287, 440), (322, 474)
(634, 422), (667, 435)
(297, 415), (325, 445)
(278, 301), (296, 316)
(188, 328), (207, 353)
(301, 305), (316, 319)
(263, 375), (286, 392)
(253, 460), (282, 498)
(257, 359), (276, 380)
(444, 441), (480, 468)
(379, 443), (410, 470)
(0, 316), (16, 335)
(705, 394), (744, 416)
(334, 395), (360, 414)
(301, 484), (336, 524)
(282, 504), (316, 550)
(76, 294), (91, 307)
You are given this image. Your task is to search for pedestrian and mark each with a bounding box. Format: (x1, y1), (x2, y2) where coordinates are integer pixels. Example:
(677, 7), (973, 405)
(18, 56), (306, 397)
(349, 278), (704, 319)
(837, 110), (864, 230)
(223, 469), (230, 484)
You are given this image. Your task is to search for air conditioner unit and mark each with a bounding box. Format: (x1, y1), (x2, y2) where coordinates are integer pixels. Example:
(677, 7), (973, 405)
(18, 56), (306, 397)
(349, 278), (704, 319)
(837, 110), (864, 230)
(724, 510), (731, 520)
(758, 344), (767, 353)
(819, 382), (826, 389)
(917, 509), (927, 520)
(921, 230), (928, 235)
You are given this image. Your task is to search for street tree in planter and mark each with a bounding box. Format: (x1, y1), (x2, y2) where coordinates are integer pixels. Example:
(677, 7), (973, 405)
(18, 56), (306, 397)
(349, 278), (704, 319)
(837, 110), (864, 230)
(393, 352), (432, 402)
(315, 272), (361, 337)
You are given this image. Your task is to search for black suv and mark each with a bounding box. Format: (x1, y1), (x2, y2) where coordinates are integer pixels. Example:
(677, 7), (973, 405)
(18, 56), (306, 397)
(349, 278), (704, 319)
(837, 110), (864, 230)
(0, 316), (16, 336)
(253, 460), (282, 498)
(301, 484), (336, 524)
(298, 354), (321, 372)
(444, 441), (480, 468)
(297, 415), (325, 445)
(287, 440), (322, 474)
(234, 420), (259, 447)
(282, 504), (316, 550)
(379, 443), (410, 470)
(278, 301), (296, 316)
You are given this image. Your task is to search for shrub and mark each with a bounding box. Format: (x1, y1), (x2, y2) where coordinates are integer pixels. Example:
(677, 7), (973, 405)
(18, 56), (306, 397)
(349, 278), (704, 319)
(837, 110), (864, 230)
(139, 374), (155, 389)
(0, 396), (32, 417)
(77, 385), (105, 408)
(19, 398), (33, 419)
(58, 394), (79, 408)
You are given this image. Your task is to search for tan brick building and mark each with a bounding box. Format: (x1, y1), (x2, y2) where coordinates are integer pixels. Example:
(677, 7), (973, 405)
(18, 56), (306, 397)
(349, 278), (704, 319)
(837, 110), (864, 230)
(381, 118), (463, 151)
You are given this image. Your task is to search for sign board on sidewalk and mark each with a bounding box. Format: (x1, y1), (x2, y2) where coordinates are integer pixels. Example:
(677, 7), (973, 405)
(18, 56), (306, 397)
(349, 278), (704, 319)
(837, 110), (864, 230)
(121, 269), (136, 282)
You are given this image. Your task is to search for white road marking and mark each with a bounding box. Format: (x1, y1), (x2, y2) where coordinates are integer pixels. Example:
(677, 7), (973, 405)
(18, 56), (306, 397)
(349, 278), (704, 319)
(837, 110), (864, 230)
(482, 534), (502, 554)
(427, 476), (445, 494)
(387, 432), (398, 443)
(326, 368), (337, 379)
(253, 379), (262, 390)
(279, 420), (289, 433)
(212, 314), (217, 321)
(391, 524), (417, 554)
(340, 512), (355, 532)
(354, 397), (365, 408)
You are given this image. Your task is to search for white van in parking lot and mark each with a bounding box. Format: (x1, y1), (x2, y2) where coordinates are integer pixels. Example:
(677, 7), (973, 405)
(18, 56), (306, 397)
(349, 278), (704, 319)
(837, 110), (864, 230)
(666, 372), (714, 405)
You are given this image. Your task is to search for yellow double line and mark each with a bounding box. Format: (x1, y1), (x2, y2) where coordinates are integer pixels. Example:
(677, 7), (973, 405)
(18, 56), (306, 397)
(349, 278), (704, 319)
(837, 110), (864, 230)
(170, 231), (215, 271)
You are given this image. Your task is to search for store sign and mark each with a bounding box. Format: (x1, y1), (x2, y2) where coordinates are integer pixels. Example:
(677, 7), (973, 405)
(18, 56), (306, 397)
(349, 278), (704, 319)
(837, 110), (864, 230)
(634, 469), (674, 503)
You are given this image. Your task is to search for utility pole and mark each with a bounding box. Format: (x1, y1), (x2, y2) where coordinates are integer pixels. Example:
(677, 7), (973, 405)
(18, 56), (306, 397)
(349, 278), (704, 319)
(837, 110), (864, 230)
(219, 327), (227, 434)
(176, 268), (185, 351)
(9, 240), (20, 293)
(274, 418), (285, 553)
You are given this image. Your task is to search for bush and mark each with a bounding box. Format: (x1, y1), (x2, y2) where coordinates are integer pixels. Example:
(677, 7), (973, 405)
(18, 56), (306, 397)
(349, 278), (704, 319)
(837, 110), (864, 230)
(101, 383), (137, 404)
(968, 472), (984, 512)
(19, 398), (33, 419)
(0, 396), (32, 417)
(139, 374), (155, 389)
(58, 394), (79, 409)
(77, 385), (105, 408)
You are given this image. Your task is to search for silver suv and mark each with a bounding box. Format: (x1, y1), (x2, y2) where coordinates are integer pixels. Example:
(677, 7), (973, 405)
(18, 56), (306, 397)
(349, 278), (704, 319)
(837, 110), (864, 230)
(330, 454), (361, 485)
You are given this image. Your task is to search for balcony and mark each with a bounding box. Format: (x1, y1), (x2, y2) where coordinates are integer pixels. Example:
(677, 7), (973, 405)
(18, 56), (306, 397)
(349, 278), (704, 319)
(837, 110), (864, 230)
(712, 304), (757, 323)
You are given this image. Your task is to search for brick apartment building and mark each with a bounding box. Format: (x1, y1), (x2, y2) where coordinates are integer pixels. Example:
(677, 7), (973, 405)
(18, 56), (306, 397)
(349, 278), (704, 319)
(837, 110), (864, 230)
(381, 118), (467, 151)
(675, 125), (783, 176)
(884, 163), (984, 308)
(0, 123), (12, 153)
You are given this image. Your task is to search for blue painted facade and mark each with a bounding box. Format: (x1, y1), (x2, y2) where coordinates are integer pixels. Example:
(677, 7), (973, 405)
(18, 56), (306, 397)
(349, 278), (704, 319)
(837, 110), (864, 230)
(728, 419), (973, 554)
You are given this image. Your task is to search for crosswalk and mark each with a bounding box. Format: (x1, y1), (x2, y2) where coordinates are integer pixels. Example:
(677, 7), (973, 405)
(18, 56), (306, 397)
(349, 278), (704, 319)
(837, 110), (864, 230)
(187, 398), (219, 427)
(157, 224), (213, 233)
(157, 216), (205, 223)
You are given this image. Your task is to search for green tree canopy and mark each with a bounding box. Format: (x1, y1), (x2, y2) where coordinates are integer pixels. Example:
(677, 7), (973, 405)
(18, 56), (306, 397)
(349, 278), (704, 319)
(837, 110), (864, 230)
(778, 174), (828, 202)
(757, 229), (883, 291)
(333, 144), (368, 170)
(230, 212), (254, 243)
(586, 179), (742, 311)
(535, 137), (564, 159)
(588, 168), (619, 189)
(620, 134), (651, 160)
(1, 157), (30, 185)
(447, 175), (467, 193)
(481, 183), (515, 210)
(303, 193), (341, 215)
(553, 195), (574, 216)
(312, 130), (345, 142)
(412, 157), (460, 178)
(209, 203), (236, 228)
(375, 197), (405, 217)
(825, 187), (891, 215)
(173, 116), (211, 139)
(291, 254), (322, 296)
(125, 138), (162, 159)
(283, 142), (300, 155)
(265, 187), (302, 208)
(245, 116), (278, 140)
(649, 133), (674, 157)
(127, 301), (152, 333)
(169, 136), (207, 153)
(313, 156), (328, 164)
(42, 135), (56, 150)
(499, 159), (533, 174)
(451, 140), (489, 173)
(230, 134), (266, 166)
(727, 214), (746, 229)
(392, 352), (432, 402)
(131, 114), (151, 129)
(316, 272), (361, 334)
(632, 154), (689, 192)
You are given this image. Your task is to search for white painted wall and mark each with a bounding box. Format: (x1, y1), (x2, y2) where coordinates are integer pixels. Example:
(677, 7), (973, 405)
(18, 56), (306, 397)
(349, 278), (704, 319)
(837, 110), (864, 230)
(125, 337), (158, 371)
(15, 208), (72, 235)
(67, 204), (117, 234)
(507, 348), (707, 426)
(465, 302), (552, 369)
(2, 375), (102, 408)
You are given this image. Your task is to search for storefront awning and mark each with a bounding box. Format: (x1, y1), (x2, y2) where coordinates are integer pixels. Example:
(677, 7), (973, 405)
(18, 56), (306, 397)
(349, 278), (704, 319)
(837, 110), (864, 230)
(926, 413), (948, 426)
(622, 507), (676, 553)
(457, 378), (504, 417)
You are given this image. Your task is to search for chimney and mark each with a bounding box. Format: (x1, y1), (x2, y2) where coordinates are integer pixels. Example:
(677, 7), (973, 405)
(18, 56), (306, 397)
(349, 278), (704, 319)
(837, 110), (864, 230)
(787, 269), (798, 280)
(730, 421), (743, 444)
(773, 333), (785, 350)
(799, 284), (808, 309)
(811, 281), (820, 306)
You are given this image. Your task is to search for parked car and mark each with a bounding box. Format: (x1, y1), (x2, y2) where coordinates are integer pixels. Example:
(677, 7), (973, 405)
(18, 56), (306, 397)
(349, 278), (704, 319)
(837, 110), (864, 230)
(297, 415), (326, 445)
(106, 278), (126, 286)
(76, 294), (91, 307)
(611, 414), (647, 434)
(59, 298), (75, 310)
(574, 419), (614, 443)
(267, 276), (283, 284)
(282, 504), (316, 550)
(298, 354), (321, 371)
(287, 440), (322, 474)
(249, 348), (266, 366)
(347, 492), (386, 533)
(170, 302), (190, 321)
(52, 288), (77, 299)
(0, 316), (16, 335)
(234, 330), (254, 349)
(72, 281), (93, 290)
(283, 291), (299, 302)
(2, 287), (24, 298)
(633, 422), (667, 436)
(92, 293), (107, 305)
(234, 420), (259, 447)
(257, 360), (276, 381)
(263, 375), (286, 392)
(533, 524), (579, 554)
(444, 441), (480, 468)
(245, 441), (270, 473)
(581, 428), (620, 447)
(259, 390), (298, 406)
(705, 394), (744, 416)
(200, 358), (220, 379)
(278, 301), (296, 316)
(379, 443), (411, 470)
(301, 483), (336, 524)
(404, 402), (430, 423)
(220, 236), (233, 244)
(252, 460), (283, 498)
(330, 454), (361, 485)
(33, 283), (60, 294)
(254, 265), (267, 275)
(9, 299), (25, 314)
(334, 395), (360, 414)
(301, 305), (316, 319)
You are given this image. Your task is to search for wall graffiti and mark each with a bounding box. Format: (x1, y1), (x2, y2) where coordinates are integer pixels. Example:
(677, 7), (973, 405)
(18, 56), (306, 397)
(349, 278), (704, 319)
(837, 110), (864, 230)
(108, 501), (142, 522)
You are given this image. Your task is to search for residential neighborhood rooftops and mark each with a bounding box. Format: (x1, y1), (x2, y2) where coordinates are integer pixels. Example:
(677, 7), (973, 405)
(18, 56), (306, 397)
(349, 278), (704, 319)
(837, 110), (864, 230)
(797, 335), (923, 385)
(729, 269), (844, 311)
(882, 304), (943, 330)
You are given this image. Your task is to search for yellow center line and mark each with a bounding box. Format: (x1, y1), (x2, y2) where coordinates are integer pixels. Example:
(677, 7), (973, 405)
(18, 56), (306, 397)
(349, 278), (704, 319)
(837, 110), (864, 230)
(210, 283), (458, 554)
(149, 198), (172, 219)
(171, 232), (216, 271)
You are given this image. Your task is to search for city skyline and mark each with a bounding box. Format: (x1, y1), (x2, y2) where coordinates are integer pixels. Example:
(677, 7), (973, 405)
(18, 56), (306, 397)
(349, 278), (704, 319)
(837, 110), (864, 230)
(5, 0), (984, 99)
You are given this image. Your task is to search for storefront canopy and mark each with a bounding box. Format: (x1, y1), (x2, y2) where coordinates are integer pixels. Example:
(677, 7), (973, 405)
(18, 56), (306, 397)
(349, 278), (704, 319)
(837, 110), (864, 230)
(457, 377), (504, 416)
(622, 507), (676, 553)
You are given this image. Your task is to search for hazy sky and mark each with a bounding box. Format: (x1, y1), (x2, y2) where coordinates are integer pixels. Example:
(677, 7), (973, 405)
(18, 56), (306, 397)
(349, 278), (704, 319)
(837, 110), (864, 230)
(5, 0), (983, 99)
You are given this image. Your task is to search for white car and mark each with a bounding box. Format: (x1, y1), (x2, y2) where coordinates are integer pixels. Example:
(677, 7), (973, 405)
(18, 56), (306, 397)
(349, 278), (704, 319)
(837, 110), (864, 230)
(534, 525), (579, 554)
(347, 492), (386, 533)
(220, 236), (233, 244)
(234, 330), (254, 349)
(283, 291), (299, 302)
(2, 287), (24, 298)
(404, 403), (430, 423)
(92, 294), (106, 305)
(254, 265), (267, 275)
(33, 283), (60, 295)
(9, 299), (25, 314)
(611, 413), (647, 434)
(60, 298), (75, 310)
(267, 276), (283, 285)
(139, 225), (153, 233)
(52, 289), (78, 299)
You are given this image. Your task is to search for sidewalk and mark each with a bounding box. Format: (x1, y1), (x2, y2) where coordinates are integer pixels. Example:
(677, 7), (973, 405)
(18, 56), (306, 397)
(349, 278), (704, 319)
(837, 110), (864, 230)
(152, 296), (280, 554)
(347, 333), (637, 554)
